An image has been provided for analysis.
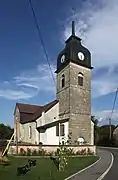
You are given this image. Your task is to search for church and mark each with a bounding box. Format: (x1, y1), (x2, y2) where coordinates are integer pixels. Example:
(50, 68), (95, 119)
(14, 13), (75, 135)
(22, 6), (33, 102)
(14, 21), (94, 145)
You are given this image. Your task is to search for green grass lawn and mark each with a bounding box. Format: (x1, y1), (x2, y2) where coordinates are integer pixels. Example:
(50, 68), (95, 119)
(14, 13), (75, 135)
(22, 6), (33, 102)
(0, 156), (99, 180)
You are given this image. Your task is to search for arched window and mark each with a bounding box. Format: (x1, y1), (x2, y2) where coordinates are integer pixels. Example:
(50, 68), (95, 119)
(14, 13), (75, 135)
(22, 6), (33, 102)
(23, 126), (25, 138)
(61, 74), (65, 88)
(78, 72), (83, 86)
(29, 126), (32, 139)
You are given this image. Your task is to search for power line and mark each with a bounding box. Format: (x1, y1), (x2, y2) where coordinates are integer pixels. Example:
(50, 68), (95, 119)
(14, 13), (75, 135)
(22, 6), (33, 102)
(28, 0), (56, 86)
(109, 88), (118, 120)
(109, 88), (118, 140)
(28, 0), (70, 131)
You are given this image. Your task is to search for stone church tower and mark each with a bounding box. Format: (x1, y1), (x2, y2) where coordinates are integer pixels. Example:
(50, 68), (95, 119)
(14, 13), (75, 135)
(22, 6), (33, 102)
(56, 21), (93, 144)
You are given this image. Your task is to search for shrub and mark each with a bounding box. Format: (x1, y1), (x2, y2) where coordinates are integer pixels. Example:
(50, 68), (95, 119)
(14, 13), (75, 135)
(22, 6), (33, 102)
(38, 150), (42, 156)
(80, 149), (86, 155)
(38, 149), (47, 156)
(47, 151), (55, 156)
(87, 148), (94, 155)
(26, 148), (31, 156)
(76, 149), (86, 155)
(32, 149), (38, 156)
(67, 148), (75, 156)
(19, 148), (26, 156)
(76, 150), (81, 155)
(75, 148), (94, 155)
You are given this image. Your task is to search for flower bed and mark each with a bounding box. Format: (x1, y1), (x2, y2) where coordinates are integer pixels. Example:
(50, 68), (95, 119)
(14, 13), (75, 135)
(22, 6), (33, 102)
(14, 146), (95, 157)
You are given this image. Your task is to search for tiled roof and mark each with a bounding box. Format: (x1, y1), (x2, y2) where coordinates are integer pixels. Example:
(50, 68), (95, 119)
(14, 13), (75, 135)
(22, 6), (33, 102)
(15, 100), (58, 124)
(16, 103), (41, 114)
(20, 113), (35, 124)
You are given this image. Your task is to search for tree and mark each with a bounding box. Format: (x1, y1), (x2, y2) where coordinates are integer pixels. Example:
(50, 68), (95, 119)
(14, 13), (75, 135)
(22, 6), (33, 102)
(91, 115), (117, 146)
(91, 115), (100, 145)
(91, 115), (98, 126)
(0, 123), (14, 140)
(97, 125), (116, 146)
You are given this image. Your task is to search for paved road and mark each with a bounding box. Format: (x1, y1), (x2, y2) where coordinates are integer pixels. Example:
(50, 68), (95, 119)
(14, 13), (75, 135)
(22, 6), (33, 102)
(67, 148), (112, 180)
(99, 147), (118, 180)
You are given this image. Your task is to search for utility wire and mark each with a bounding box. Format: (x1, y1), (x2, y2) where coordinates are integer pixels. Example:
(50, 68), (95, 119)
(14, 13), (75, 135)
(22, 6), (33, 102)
(28, 0), (56, 86)
(109, 88), (118, 120)
(108, 88), (118, 140)
(28, 0), (69, 126)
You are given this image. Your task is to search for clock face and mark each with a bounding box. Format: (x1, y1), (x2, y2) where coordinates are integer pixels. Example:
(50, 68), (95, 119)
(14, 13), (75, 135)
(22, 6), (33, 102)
(78, 52), (84, 61)
(61, 55), (65, 63)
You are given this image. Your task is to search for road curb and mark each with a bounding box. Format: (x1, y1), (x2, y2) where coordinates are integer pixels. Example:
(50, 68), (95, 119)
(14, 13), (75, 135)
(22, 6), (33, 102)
(97, 152), (114, 180)
(98, 146), (118, 150)
(65, 156), (101, 180)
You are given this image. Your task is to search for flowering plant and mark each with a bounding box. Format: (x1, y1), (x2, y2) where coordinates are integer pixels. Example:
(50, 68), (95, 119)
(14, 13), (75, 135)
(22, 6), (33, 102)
(58, 145), (68, 171)
(58, 132), (72, 171)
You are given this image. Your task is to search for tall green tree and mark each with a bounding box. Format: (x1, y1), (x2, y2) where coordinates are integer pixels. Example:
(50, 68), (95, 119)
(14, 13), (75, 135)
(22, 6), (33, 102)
(91, 115), (100, 145)
(91, 115), (98, 126)
(0, 123), (14, 140)
(91, 115), (116, 146)
(97, 125), (116, 146)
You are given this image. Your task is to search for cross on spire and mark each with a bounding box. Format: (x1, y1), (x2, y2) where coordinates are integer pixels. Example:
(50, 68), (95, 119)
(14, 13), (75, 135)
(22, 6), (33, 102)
(72, 21), (75, 36)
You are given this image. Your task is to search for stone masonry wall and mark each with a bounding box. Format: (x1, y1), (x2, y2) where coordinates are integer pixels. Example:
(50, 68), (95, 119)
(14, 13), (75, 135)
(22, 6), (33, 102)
(56, 64), (70, 117)
(57, 62), (92, 144)
(56, 64), (70, 121)
(69, 114), (91, 144)
(69, 63), (91, 144)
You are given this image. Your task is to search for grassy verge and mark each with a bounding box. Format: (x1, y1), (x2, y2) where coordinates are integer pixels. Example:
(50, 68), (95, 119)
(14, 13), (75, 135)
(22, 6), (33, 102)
(0, 156), (99, 180)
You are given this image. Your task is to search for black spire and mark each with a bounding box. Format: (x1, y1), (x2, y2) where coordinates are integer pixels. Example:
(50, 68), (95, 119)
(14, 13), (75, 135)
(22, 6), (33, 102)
(72, 21), (75, 36)
(65, 21), (81, 43)
(56, 20), (93, 73)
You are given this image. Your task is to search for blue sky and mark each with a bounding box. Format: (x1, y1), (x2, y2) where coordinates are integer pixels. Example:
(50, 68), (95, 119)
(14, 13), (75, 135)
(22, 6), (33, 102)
(0, 0), (118, 127)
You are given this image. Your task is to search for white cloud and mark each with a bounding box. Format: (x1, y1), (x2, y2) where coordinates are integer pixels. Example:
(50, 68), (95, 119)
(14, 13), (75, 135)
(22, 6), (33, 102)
(92, 69), (118, 98)
(64, 0), (118, 98)
(15, 64), (56, 92)
(0, 64), (56, 100)
(0, 90), (34, 100)
(1, 0), (118, 100)
(92, 108), (118, 126)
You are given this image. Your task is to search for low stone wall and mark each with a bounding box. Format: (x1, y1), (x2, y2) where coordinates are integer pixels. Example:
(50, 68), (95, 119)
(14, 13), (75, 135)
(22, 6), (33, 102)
(8, 144), (96, 156)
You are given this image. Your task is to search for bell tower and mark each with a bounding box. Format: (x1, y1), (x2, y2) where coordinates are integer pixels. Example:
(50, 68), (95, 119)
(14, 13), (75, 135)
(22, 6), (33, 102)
(55, 21), (93, 144)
